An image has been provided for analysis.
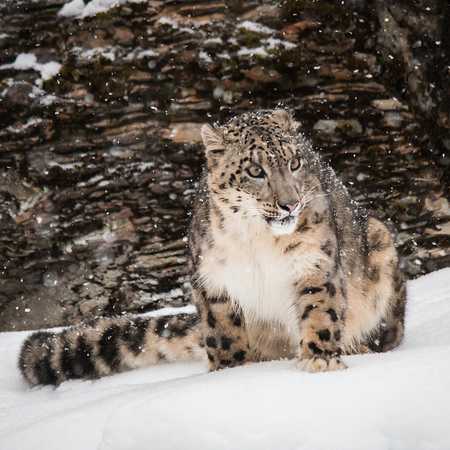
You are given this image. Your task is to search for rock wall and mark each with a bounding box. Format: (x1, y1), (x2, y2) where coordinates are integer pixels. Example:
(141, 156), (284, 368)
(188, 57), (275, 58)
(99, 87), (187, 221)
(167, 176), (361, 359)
(0, 0), (449, 331)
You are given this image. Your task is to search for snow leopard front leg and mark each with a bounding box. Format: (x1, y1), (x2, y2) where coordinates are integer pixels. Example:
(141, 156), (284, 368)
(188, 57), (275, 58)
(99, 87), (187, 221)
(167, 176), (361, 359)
(294, 275), (347, 372)
(192, 286), (250, 371)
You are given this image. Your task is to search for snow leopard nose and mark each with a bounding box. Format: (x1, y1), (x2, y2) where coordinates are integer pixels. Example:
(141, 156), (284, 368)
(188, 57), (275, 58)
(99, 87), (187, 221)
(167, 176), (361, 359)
(277, 201), (299, 213)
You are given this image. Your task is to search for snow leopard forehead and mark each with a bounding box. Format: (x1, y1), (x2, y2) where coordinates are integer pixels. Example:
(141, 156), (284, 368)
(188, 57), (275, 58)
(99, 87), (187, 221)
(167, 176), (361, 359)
(200, 109), (320, 182)
(213, 109), (305, 164)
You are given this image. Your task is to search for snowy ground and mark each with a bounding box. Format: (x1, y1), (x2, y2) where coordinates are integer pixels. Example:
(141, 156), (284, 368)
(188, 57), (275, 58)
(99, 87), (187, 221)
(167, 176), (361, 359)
(1, 268), (450, 450)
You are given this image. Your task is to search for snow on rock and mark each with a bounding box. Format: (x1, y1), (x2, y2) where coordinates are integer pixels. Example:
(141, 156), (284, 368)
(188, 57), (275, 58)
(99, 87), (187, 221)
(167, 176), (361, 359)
(59, 0), (147, 19)
(72, 46), (117, 62)
(204, 37), (224, 46)
(0, 79), (59, 106)
(237, 46), (270, 58)
(6, 117), (43, 134)
(237, 37), (296, 59)
(0, 54), (61, 81)
(265, 37), (297, 51)
(40, 94), (58, 106)
(156, 16), (179, 28)
(237, 20), (275, 35)
(138, 289), (187, 305)
(58, 0), (85, 17)
(133, 49), (158, 59)
(1, 269), (450, 450)
(72, 46), (158, 63)
(141, 304), (197, 318)
(198, 50), (213, 64)
(155, 16), (198, 35)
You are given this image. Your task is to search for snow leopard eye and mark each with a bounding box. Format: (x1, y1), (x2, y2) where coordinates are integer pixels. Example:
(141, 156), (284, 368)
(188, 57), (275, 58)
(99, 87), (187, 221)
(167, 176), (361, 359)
(290, 157), (302, 172)
(246, 164), (265, 179)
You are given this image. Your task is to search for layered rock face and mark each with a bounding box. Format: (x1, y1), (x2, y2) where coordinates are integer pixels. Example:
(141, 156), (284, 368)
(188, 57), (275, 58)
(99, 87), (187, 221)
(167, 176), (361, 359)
(0, 0), (449, 331)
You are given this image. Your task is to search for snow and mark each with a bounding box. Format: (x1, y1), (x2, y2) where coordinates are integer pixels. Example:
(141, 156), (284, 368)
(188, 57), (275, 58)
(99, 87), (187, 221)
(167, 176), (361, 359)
(237, 20), (275, 35)
(134, 49), (158, 59)
(138, 288), (187, 305)
(59, 0), (147, 18)
(216, 51), (231, 60)
(48, 161), (83, 170)
(199, 51), (213, 63)
(72, 46), (117, 62)
(0, 54), (61, 81)
(237, 38), (296, 59)
(156, 16), (179, 29)
(204, 37), (224, 46)
(1, 269), (450, 450)
(72, 46), (158, 63)
(6, 117), (43, 134)
(58, 0), (85, 16)
(155, 16), (198, 35)
(237, 46), (270, 58)
(141, 304), (197, 318)
(40, 94), (58, 106)
(265, 37), (297, 51)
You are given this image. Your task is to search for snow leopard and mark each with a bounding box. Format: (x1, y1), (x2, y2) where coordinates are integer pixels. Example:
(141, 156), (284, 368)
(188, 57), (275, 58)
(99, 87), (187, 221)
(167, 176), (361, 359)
(19, 109), (406, 385)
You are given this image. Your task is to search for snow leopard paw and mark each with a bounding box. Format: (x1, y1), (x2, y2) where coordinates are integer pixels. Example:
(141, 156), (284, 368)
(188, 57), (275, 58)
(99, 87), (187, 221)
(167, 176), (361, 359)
(296, 355), (347, 373)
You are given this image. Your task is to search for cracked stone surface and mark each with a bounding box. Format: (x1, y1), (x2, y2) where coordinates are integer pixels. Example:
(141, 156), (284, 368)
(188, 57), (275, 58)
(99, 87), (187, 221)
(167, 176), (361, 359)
(0, 0), (449, 331)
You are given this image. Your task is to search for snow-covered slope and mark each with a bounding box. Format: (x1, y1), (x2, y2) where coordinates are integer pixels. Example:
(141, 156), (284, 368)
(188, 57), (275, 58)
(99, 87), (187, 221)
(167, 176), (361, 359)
(1, 269), (450, 450)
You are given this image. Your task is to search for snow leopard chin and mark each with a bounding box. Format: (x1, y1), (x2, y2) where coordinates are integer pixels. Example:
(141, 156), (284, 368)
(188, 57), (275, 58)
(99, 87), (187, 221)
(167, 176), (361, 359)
(267, 216), (298, 236)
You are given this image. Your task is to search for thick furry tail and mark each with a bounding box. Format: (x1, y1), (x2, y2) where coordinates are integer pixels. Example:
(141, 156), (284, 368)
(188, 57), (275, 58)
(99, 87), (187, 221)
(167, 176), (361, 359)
(19, 313), (205, 386)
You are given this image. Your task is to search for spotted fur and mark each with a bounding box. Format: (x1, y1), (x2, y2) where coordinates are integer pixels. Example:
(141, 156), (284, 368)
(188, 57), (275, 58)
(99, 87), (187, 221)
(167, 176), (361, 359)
(19, 315), (204, 386)
(19, 110), (406, 385)
(191, 109), (405, 372)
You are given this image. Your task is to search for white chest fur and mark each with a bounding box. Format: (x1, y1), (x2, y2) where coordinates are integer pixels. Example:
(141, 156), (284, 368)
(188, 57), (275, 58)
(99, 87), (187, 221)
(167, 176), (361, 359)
(199, 224), (325, 340)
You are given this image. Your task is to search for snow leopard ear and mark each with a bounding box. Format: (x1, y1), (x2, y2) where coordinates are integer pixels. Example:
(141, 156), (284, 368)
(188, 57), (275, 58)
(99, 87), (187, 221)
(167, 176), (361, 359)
(270, 109), (301, 134)
(201, 124), (225, 156)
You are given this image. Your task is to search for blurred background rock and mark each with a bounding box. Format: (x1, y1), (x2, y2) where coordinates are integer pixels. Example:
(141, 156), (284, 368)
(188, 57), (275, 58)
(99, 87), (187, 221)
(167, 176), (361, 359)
(0, 0), (449, 331)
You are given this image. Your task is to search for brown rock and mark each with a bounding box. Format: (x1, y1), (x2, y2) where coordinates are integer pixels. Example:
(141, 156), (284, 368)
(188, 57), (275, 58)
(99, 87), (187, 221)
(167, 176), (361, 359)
(161, 123), (203, 144)
(424, 193), (450, 217)
(113, 27), (135, 45)
(313, 119), (363, 138)
(179, 50), (197, 64)
(352, 52), (378, 71)
(306, 39), (355, 55)
(72, 30), (109, 49)
(281, 20), (321, 41)
(322, 82), (385, 94)
(4, 82), (34, 106)
(79, 298), (108, 316)
(128, 71), (153, 82)
(318, 64), (353, 81)
(67, 86), (91, 99)
(382, 112), (403, 128)
(371, 98), (407, 111)
(242, 5), (280, 22)
(242, 66), (282, 83)
(1, 0), (449, 332)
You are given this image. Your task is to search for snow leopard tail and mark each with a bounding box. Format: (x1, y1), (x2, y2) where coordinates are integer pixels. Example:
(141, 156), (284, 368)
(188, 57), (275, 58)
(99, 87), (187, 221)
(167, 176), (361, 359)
(19, 313), (205, 386)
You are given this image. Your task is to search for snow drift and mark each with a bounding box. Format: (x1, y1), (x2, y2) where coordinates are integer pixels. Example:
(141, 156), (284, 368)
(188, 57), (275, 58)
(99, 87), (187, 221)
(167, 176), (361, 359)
(1, 268), (450, 450)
